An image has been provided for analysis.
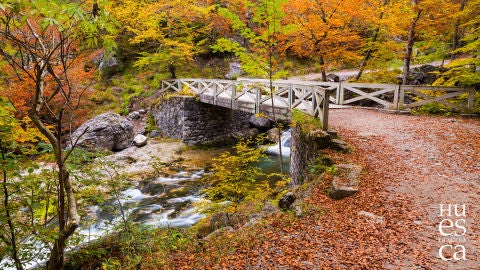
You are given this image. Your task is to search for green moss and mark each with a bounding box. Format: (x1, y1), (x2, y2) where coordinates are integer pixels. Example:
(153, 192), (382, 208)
(307, 155), (335, 175)
(291, 109), (322, 132)
(145, 114), (157, 134)
(353, 69), (401, 84)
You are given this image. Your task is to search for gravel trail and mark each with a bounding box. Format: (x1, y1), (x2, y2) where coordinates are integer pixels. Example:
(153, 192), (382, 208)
(329, 108), (480, 269)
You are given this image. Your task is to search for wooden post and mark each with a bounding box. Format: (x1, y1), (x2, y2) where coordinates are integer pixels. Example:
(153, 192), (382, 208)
(213, 83), (217, 105)
(177, 79), (182, 93)
(398, 85), (405, 110)
(231, 84), (235, 109)
(393, 84), (400, 110)
(288, 85), (293, 108)
(312, 88), (317, 117)
(255, 87), (260, 114)
(339, 82), (345, 105)
(468, 88), (475, 110)
(322, 90), (330, 131)
(336, 82), (342, 105)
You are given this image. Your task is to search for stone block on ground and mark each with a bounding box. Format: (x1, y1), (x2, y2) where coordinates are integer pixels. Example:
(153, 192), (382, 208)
(278, 192), (295, 210)
(331, 139), (350, 152)
(330, 164), (362, 200)
(358, 211), (384, 224)
(127, 111), (140, 120)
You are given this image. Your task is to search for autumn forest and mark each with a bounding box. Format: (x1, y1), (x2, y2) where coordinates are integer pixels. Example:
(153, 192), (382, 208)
(0, 0), (479, 269)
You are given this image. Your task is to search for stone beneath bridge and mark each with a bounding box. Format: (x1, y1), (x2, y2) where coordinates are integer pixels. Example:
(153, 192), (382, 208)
(151, 96), (254, 145)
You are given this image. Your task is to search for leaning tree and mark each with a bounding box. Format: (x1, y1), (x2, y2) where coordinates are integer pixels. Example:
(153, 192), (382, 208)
(0, 1), (116, 269)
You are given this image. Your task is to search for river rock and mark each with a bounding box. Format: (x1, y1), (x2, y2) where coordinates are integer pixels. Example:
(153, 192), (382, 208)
(330, 164), (362, 199)
(278, 192), (295, 210)
(71, 112), (134, 151)
(249, 115), (271, 131)
(150, 129), (162, 138)
(133, 134), (148, 147)
(267, 128), (280, 143)
(127, 111), (140, 120)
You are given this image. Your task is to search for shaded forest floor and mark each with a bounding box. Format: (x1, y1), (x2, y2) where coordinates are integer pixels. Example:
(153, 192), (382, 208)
(161, 108), (479, 269)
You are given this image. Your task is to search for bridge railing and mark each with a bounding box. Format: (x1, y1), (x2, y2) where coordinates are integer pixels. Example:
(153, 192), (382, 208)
(161, 78), (477, 131)
(161, 78), (333, 130)
(239, 79), (476, 111)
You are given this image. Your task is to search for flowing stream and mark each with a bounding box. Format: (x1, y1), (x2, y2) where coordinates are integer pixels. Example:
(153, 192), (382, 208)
(0, 170), (207, 270)
(78, 169), (207, 242)
(1, 130), (293, 269)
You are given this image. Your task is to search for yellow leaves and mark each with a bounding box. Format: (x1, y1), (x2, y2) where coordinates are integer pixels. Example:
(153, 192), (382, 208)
(12, 117), (48, 144)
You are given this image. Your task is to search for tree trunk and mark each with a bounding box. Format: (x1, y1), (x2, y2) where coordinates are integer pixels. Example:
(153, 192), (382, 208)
(168, 63), (176, 79)
(29, 75), (80, 270)
(451, 0), (468, 60)
(403, 2), (422, 85)
(319, 55), (327, 82)
(1, 142), (24, 270)
(356, 31), (379, 81)
(356, 0), (390, 81)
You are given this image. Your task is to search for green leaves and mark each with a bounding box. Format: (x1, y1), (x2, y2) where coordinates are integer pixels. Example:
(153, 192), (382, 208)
(205, 138), (268, 207)
(212, 0), (286, 79)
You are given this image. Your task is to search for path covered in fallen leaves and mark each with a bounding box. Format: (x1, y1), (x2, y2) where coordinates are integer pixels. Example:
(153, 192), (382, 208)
(167, 108), (479, 269)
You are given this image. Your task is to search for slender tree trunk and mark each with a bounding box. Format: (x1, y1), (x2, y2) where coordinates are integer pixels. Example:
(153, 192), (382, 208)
(356, 0), (390, 81)
(319, 55), (327, 82)
(403, 2), (422, 85)
(29, 76), (80, 270)
(168, 63), (176, 79)
(356, 30), (379, 81)
(451, 0), (468, 60)
(1, 142), (24, 270)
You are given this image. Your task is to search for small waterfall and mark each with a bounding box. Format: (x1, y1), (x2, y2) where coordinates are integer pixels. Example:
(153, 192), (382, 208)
(266, 128), (292, 157)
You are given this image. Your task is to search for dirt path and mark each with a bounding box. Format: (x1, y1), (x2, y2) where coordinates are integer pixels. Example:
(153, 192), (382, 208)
(327, 108), (480, 269)
(289, 60), (449, 81)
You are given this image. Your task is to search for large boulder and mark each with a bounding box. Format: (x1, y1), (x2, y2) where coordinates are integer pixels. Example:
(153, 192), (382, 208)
(71, 112), (134, 151)
(249, 115), (271, 131)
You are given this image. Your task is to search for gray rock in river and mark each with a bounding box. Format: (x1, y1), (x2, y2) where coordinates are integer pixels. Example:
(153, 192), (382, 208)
(249, 115), (271, 131)
(133, 134), (148, 147)
(71, 112), (134, 151)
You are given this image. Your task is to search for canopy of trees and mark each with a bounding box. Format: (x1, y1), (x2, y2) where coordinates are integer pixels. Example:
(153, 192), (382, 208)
(100, 0), (479, 85)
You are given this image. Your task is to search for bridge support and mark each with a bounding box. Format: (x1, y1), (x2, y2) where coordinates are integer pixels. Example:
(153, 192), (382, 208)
(151, 96), (254, 145)
(290, 123), (335, 186)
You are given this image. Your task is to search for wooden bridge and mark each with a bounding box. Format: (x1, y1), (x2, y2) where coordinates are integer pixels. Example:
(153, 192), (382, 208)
(161, 78), (477, 131)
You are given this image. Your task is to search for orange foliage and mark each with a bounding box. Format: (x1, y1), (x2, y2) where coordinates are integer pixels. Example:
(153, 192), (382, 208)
(1, 15), (99, 130)
(281, 0), (365, 75)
